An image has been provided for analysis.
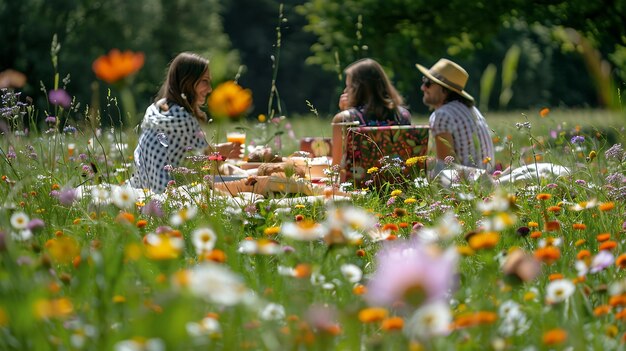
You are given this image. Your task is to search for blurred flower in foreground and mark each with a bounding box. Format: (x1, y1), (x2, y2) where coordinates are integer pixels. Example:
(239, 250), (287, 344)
(207, 81), (252, 119)
(34, 298), (74, 320)
(114, 337), (164, 351)
(48, 89), (71, 108)
(365, 238), (458, 307)
(92, 49), (145, 84)
(181, 262), (251, 306)
(403, 301), (451, 341)
(0, 69), (27, 88)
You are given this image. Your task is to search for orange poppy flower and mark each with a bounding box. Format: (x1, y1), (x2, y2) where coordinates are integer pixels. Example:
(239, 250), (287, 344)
(92, 49), (145, 84)
(534, 246), (561, 264)
(576, 250), (591, 260)
(530, 231), (542, 239)
(294, 263), (312, 278)
(548, 273), (564, 281)
(597, 233), (611, 242)
(451, 311), (497, 329)
(204, 249), (226, 263)
(358, 307), (388, 323)
(609, 294), (626, 307)
(593, 305), (611, 316)
(545, 220), (561, 232)
(599, 202), (615, 211)
(547, 206), (561, 213)
(572, 223), (587, 230)
(382, 223), (400, 232)
(616, 254), (626, 268)
(542, 328), (567, 345)
(381, 317), (404, 331)
(539, 108), (550, 118)
(468, 232), (500, 250)
(536, 193), (552, 201)
(353, 284), (367, 295)
(599, 241), (618, 251)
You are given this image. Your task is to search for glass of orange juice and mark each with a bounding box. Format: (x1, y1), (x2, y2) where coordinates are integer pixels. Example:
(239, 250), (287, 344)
(226, 131), (246, 145)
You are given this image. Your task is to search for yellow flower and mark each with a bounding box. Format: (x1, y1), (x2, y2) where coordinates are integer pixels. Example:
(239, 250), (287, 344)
(207, 81), (252, 119)
(367, 167), (379, 174)
(45, 236), (80, 264)
(258, 114), (266, 122)
(390, 189), (403, 197)
(404, 198), (417, 204)
(34, 298), (74, 320)
(358, 307), (388, 323)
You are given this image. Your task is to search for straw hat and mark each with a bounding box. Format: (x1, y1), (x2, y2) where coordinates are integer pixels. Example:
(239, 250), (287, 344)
(416, 59), (474, 102)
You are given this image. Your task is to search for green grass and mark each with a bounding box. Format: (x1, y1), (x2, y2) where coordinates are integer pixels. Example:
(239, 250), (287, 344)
(0, 107), (625, 350)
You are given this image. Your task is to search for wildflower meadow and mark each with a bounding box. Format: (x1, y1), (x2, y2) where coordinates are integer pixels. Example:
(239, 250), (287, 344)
(2, 9), (626, 351)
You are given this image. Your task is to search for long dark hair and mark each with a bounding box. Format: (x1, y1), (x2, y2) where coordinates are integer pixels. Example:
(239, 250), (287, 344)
(345, 58), (405, 120)
(156, 52), (209, 121)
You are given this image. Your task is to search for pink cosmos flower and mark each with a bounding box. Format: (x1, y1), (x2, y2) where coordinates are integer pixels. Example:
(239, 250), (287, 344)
(365, 238), (458, 307)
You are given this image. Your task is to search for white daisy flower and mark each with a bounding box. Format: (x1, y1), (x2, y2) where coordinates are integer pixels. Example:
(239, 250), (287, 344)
(111, 185), (137, 210)
(170, 206), (198, 226)
(186, 316), (221, 337)
(340, 263), (363, 283)
(186, 263), (249, 306)
(90, 186), (110, 205)
(10, 212), (30, 229)
(259, 302), (285, 321)
(281, 221), (326, 241)
(545, 279), (575, 304)
(403, 301), (451, 340)
(114, 338), (165, 351)
(192, 227), (217, 254)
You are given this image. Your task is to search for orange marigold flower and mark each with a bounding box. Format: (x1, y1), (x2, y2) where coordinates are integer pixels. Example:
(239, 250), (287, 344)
(358, 307), (388, 323)
(599, 241), (618, 251)
(381, 317), (404, 331)
(386, 234), (398, 241)
(457, 245), (475, 256)
(593, 305), (611, 317)
(530, 231), (542, 239)
(382, 223), (399, 232)
(616, 254), (626, 269)
(207, 81), (253, 119)
(264, 226), (281, 236)
(547, 206), (561, 213)
(616, 309), (626, 320)
(576, 250), (591, 260)
(205, 249), (226, 263)
(353, 284), (367, 295)
(572, 223), (587, 230)
(542, 328), (567, 345)
(599, 202), (615, 212)
(534, 246), (561, 264)
(609, 294), (626, 307)
(294, 263), (312, 278)
(548, 273), (564, 281)
(451, 311), (498, 329)
(92, 49), (145, 84)
(136, 219), (148, 228)
(398, 222), (409, 228)
(468, 232), (500, 250)
(597, 233), (611, 242)
(539, 108), (550, 118)
(536, 193), (552, 201)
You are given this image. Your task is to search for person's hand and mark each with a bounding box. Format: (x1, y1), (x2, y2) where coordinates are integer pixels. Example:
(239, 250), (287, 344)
(218, 142), (243, 159)
(338, 93), (350, 110)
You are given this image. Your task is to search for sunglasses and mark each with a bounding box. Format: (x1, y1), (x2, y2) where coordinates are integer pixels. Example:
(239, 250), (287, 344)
(421, 77), (433, 88)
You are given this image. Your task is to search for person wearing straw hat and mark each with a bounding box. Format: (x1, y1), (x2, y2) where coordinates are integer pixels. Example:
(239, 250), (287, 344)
(416, 59), (495, 173)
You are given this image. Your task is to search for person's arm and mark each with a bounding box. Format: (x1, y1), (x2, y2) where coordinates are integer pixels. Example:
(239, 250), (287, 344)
(331, 111), (354, 166)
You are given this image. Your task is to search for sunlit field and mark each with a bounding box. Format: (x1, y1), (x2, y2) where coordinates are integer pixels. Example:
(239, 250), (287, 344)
(2, 87), (626, 351)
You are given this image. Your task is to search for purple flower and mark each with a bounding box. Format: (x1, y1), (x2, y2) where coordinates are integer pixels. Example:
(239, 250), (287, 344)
(142, 199), (164, 218)
(27, 218), (45, 231)
(48, 89), (71, 108)
(605, 143), (624, 161)
(6, 146), (16, 159)
(570, 135), (585, 144)
(590, 250), (614, 273)
(365, 238), (458, 307)
(58, 188), (77, 206)
(155, 225), (172, 234)
(386, 196), (396, 206)
(45, 116), (57, 124)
